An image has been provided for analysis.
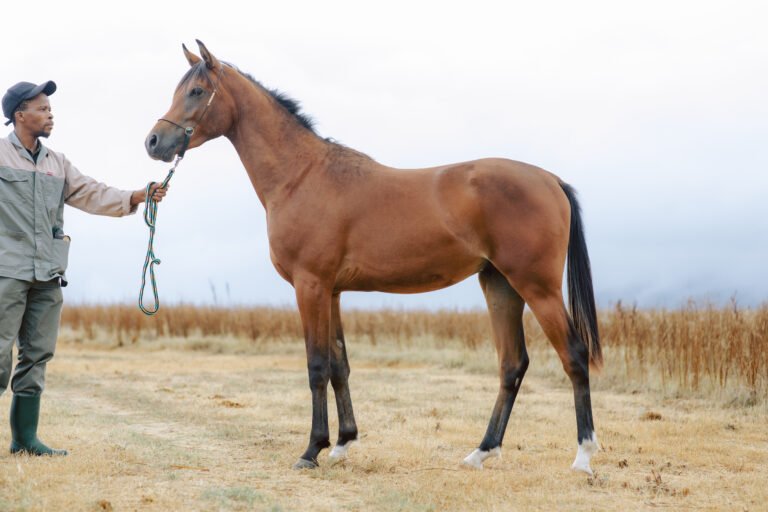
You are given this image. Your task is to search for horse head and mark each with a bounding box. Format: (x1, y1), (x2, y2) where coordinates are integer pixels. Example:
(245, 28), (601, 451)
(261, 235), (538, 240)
(145, 40), (235, 162)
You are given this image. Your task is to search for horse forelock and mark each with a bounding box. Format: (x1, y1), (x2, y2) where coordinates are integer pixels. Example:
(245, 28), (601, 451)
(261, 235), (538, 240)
(176, 61), (210, 91)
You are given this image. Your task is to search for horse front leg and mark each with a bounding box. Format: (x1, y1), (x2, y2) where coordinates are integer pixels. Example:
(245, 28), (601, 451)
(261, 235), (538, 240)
(293, 277), (333, 469)
(328, 293), (358, 464)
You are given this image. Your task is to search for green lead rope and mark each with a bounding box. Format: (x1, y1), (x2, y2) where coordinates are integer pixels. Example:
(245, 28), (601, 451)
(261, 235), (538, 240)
(138, 127), (193, 316)
(138, 167), (176, 315)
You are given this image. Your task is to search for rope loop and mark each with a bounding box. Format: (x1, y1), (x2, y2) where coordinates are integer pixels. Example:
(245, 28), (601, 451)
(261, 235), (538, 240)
(138, 162), (179, 315)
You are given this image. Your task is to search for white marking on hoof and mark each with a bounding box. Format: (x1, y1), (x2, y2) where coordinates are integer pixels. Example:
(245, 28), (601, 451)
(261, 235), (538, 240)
(461, 446), (501, 469)
(328, 441), (354, 465)
(571, 432), (599, 476)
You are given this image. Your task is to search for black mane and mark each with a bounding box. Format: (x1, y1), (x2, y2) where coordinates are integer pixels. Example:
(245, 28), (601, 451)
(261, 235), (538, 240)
(236, 67), (316, 133)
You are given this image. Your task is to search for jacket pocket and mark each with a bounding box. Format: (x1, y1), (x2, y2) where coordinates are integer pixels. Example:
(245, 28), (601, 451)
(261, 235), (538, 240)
(0, 170), (31, 204)
(50, 237), (70, 277)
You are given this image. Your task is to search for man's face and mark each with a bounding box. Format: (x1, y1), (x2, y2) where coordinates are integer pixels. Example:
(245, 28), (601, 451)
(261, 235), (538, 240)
(16, 94), (54, 138)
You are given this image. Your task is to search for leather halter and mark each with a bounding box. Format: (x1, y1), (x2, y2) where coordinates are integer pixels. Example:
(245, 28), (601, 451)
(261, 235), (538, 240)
(157, 63), (225, 158)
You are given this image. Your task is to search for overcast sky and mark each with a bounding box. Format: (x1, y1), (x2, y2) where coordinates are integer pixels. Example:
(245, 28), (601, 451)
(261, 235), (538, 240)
(5, 1), (767, 310)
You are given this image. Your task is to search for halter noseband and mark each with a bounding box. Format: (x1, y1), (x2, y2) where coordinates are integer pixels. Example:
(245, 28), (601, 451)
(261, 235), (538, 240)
(158, 63), (225, 158)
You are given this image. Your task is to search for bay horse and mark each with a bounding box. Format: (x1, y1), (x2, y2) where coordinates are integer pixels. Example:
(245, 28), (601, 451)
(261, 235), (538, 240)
(145, 40), (602, 475)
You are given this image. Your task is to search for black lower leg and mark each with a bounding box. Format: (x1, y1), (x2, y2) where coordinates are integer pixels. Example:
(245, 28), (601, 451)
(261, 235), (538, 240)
(567, 324), (594, 443)
(476, 266), (528, 453)
(329, 296), (358, 447)
(331, 387), (357, 446)
(330, 366), (358, 447)
(479, 348), (529, 451)
(300, 359), (331, 463)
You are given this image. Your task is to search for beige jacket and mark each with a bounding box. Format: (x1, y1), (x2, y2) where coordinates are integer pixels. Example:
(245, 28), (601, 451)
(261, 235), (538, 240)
(0, 132), (136, 282)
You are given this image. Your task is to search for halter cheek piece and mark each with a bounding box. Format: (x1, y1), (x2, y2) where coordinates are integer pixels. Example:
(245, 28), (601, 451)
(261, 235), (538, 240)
(158, 64), (224, 158)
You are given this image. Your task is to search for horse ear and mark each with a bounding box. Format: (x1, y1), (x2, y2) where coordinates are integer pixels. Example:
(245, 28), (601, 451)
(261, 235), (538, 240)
(183, 43), (201, 66)
(196, 39), (220, 70)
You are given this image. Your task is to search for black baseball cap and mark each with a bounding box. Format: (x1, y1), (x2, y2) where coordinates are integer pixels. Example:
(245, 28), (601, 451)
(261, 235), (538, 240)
(2, 80), (57, 126)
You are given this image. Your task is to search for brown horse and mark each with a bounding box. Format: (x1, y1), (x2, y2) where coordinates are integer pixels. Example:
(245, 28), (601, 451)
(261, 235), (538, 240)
(145, 40), (603, 474)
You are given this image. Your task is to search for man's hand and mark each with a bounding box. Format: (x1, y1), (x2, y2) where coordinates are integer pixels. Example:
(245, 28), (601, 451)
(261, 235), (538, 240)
(130, 183), (170, 206)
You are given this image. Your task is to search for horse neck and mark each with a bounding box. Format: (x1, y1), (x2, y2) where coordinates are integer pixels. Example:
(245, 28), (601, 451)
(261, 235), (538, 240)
(224, 82), (330, 208)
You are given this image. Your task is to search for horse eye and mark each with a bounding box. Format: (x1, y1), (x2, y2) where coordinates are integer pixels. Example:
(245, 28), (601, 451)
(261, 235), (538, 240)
(189, 87), (205, 97)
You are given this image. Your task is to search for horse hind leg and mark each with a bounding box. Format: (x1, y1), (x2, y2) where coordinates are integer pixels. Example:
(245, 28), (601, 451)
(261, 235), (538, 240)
(327, 294), (358, 464)
(463, 264), (529, 469)
(523, 288), (599, 475)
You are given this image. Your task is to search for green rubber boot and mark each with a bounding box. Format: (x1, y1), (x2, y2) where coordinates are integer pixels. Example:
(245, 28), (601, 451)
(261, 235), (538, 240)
(10, 395), (68, 456)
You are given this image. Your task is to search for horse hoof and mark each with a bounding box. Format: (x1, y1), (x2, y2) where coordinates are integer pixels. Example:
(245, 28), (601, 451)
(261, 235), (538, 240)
(571, 461), (594, 476)
(462, 447), (501, 469)
(462, 451), (484, 469)
(571, 432), (599, 476)
(292, 458), (318, 470)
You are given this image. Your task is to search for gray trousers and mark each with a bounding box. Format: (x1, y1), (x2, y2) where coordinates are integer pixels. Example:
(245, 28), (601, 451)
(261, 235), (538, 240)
(0, 277), (63, 397)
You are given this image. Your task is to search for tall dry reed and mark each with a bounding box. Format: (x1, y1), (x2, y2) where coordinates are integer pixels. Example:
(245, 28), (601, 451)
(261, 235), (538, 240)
(599, 301), (767, 399)
(60, 302), (767, 399)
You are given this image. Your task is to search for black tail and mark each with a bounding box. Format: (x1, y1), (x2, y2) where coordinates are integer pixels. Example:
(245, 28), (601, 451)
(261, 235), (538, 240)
(560, 183), (602, 368)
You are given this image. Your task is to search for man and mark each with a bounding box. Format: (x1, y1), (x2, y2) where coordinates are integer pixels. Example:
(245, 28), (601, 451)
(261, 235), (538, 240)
(0, 80), (167, 456)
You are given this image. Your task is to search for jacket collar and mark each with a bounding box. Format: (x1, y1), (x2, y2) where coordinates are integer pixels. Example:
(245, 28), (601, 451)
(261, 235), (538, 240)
(8, 131), (48, 164)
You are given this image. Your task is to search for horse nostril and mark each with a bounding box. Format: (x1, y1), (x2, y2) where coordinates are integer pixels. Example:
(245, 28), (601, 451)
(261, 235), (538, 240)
(148, 134), (158, 149)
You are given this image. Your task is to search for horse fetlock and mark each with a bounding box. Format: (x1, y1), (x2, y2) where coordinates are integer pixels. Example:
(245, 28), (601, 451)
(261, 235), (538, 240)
(311, 437), (331, 451)
(337, 428), (358, 445)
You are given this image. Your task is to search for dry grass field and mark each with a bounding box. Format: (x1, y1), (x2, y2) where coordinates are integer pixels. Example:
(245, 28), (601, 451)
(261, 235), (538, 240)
(0, 304), (765, 511)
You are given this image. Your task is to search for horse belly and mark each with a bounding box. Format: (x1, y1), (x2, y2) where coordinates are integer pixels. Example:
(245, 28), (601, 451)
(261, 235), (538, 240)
(336, 246), (484, 294)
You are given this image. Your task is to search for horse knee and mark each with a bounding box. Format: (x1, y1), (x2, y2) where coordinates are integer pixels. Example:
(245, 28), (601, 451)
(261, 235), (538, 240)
(307, 362), (330, 390)
(329, 361), (350, 388)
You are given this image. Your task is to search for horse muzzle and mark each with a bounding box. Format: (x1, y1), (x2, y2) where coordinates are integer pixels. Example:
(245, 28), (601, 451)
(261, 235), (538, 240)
(145, 130), (181, 163)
